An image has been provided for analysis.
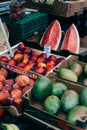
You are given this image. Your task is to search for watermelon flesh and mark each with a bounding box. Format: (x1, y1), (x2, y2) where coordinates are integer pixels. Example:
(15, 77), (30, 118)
(40, 20), (62, 50)
(61, 24), (80, 54)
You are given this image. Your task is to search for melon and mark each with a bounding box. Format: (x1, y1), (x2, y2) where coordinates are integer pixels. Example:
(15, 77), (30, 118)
(40, 20), (62, 50)
(61, 24), (80, 54)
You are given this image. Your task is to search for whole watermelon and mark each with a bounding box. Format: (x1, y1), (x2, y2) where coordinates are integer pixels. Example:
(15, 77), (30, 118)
(31, 76), (52, 102)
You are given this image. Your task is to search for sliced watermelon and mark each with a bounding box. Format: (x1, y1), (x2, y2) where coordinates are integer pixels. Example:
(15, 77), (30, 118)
(40, 20), (62, 50)
(61, 24), (80, 54)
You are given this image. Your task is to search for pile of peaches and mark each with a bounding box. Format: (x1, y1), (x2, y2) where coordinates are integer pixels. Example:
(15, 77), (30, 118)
(0, 67), (35, 104)
(0, 42), (65, 75)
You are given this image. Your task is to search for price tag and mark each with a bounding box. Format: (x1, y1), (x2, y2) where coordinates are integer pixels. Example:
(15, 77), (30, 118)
(44, 45), (51, 56)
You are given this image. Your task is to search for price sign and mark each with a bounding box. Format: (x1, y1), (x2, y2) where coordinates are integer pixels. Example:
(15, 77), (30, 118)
(44, 45), (51, 56)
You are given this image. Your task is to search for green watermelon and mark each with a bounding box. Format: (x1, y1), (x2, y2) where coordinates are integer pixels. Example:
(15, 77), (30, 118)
(40, 20), (62, 50)
(80, 87), (87, 106)
(31, 76), (52, 102)
(61, 24), (80, 54)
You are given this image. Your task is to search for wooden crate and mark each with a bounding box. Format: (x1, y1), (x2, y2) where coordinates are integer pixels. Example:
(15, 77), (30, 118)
(24, 0), (86, 17)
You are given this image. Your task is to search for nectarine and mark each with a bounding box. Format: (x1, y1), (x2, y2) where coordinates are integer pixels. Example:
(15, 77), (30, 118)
(0, 74), (6, 83)
(0, 82), (3, 91)
(0, 91), (10, 101)
(0, 68), (8, 77)
(4, 79), (14, 87)
(15, 75), (30, 87)
(11, 89), (22, 98)
(18, 42), (26, 51)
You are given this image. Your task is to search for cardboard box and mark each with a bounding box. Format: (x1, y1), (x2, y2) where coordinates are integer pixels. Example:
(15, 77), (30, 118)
(54, 55), (87, 86)
(23, 77), (87, 130)
(24, 0), (86, 17)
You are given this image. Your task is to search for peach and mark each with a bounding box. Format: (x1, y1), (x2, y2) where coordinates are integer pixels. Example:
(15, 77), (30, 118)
(22, 54), (29, 64)
(46, 61), (55, 67)
(35, 67), (45, 74)
(14, 53), (23, 62)
(8, 59), (17, 66)
(0, 91), (10, 101)
(2, 85), (12, 93)
(37, 62), (46, 68)
(0, 82), (3, 91)
(30, 56), (37, 62)
(15, 75), (30, 87)
(11, 89), (22, 98)
(18, 42), (26, 51)
(13, 83), (22, 90)
(22, 86), (31, 94)
(24, 63), (35, 71)
(39, 53), (47, 59)
(29, 79), (35, 87)
(37, 57), (46, 63)
(14, 49), (22, 55)
(18, 62), (26, 68)
(0, 68), (8, 77)
(48, 55), (57, 62)
(4, 79), (14, 87)
(0, 56), (9, 62)
(24, 47), (32, 54)
(32, 51), (40, 57)
(0, 74), (6, 83)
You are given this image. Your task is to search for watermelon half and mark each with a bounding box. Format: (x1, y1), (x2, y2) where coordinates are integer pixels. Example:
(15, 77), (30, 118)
(40, 20), (62, 50)
(61, 24), (80, 54)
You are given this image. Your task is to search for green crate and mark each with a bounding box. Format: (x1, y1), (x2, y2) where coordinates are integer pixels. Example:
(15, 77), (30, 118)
(2, 12), (48, 44)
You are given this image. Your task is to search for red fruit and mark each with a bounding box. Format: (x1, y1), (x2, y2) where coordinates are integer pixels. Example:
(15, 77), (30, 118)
(24, 63), (35, 71)
(24, 48), (32, 54)
(0, 68), (8, 77)
(46, 60), (55, 67)
(18, 42), (26, 51)
(0, 91), (10, 101)
(0, 56), (9, 62)
(22, 86), (31, 94)
(14, 49), (22, 55)
(14, 53), (23, 62)
(46, 65), (55, 72)
(48, 55), (57, 62)
(37, 57), (46, 63)
(57, 57), (65, 64)
(35, 67), (45, 74)
(0, 109), (3, 117)
(4, 79), (14, 87)
(32, 51), (40, 57)
(0, 82), (3, 91)
(29, 79), (35, 87)
(13, 83), (22, 90)
(22, 54), (29, 64)
(11, 89), (22, 98)
(39, 53), (47, 59)
(15, 75), (30, 87)
(8, 59), (17, 66)
(0, 75), (6, 83)
(2, 85), (12, 93)
(37, 62), (46, 68)
(30, 56), (37, 62)
(18, 62), (26, 68)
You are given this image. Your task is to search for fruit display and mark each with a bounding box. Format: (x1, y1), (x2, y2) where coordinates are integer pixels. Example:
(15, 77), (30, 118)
(0, 67), (35, 114)
(0, 42), (65, 75)
(24, 75), (87, 128)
